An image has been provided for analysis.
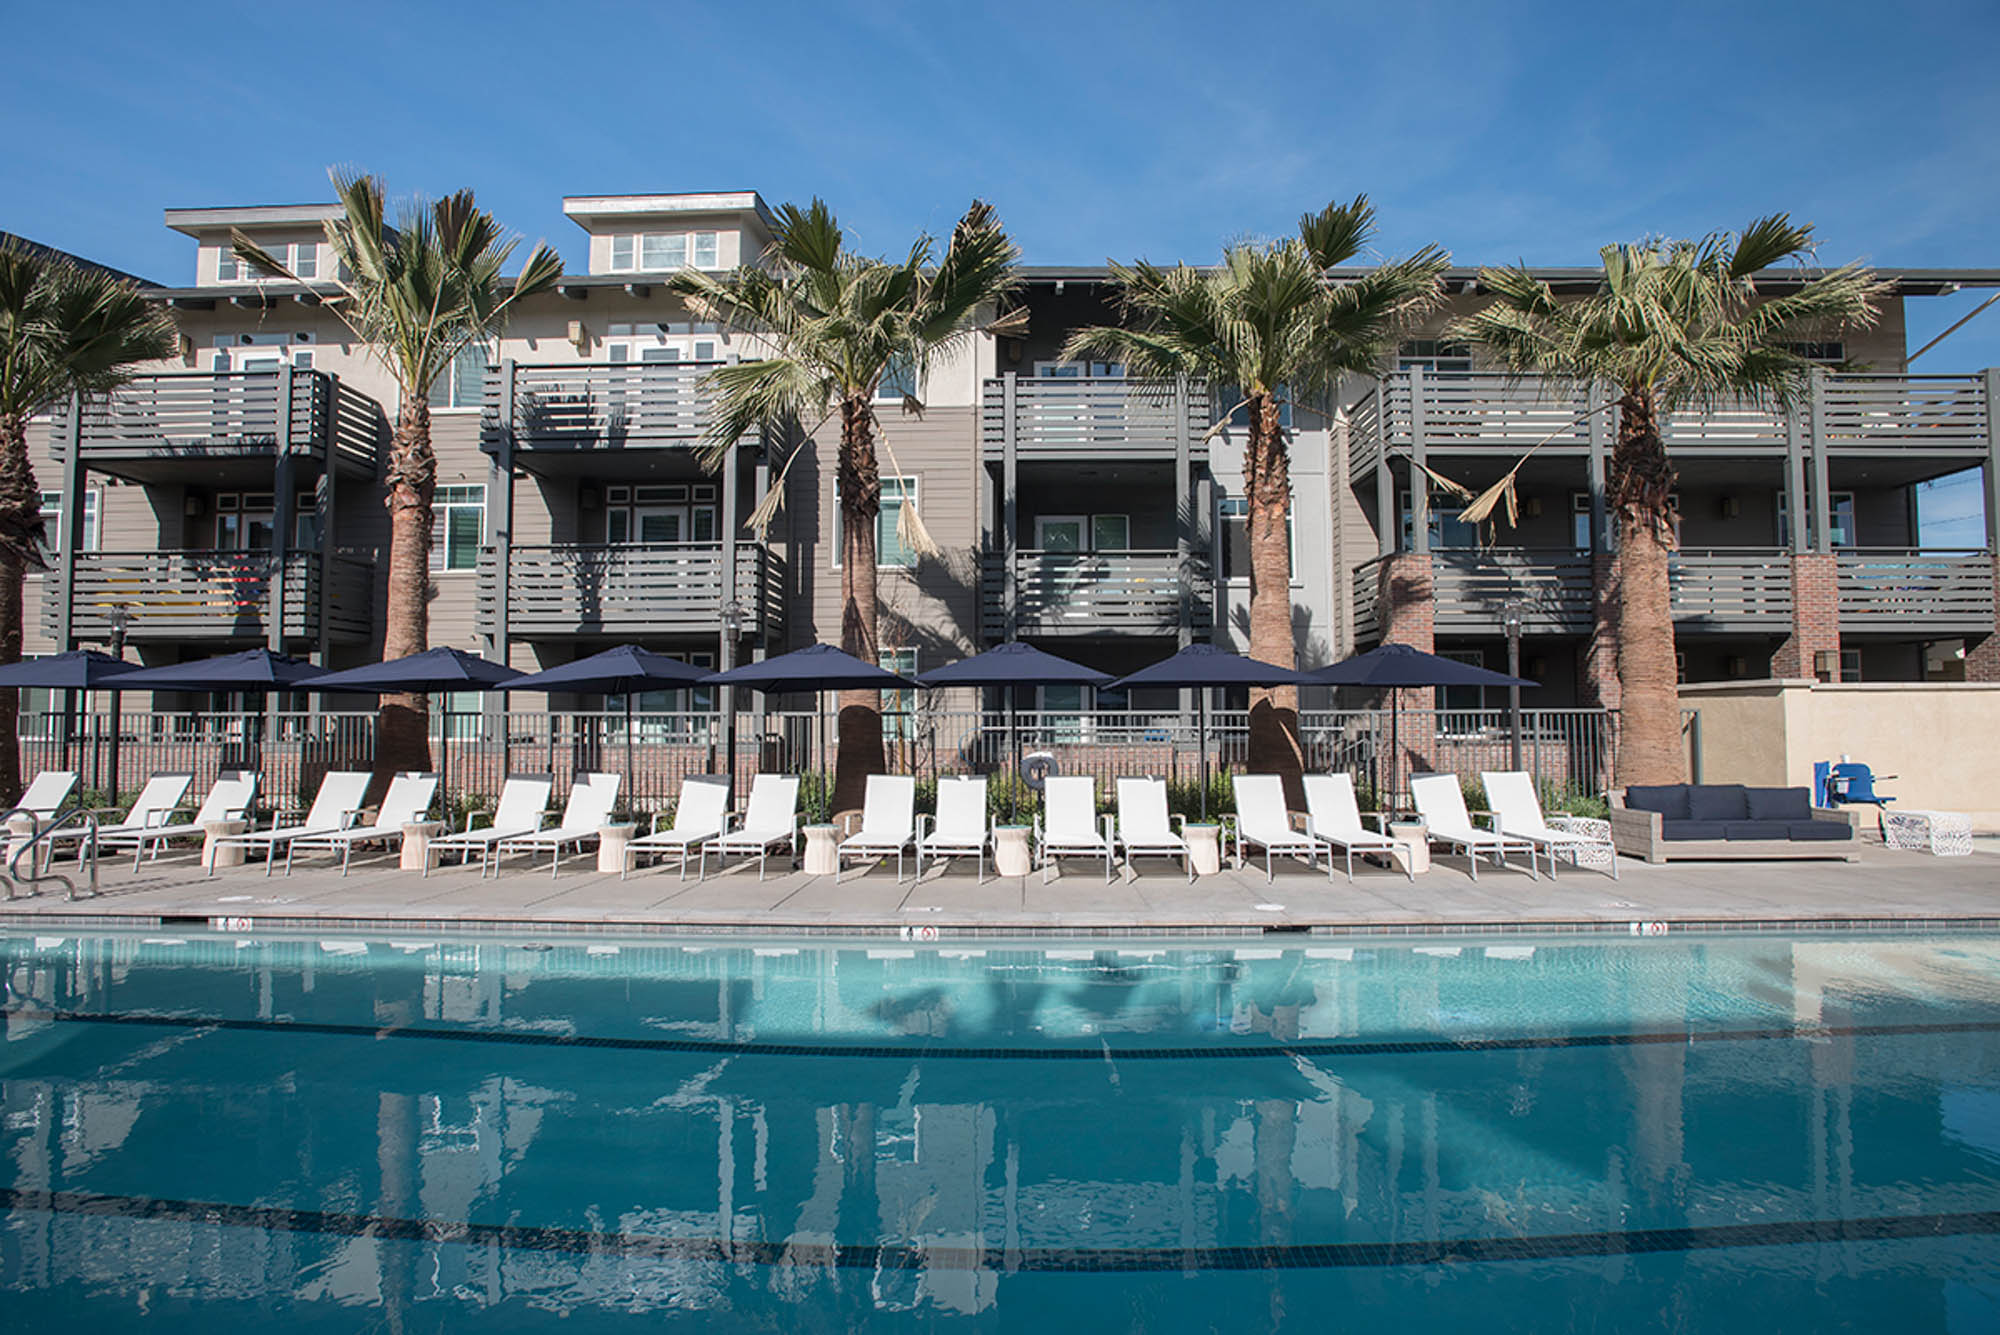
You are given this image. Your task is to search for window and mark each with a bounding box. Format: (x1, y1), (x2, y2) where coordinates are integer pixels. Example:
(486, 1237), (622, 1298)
(604, 483), (717, 544)
(880, 648), (917, 741)
(219, 241), (317, 282)
(606, 322), (719, 364)
(876, 354), (918, 402)
(692, 232), (719, 269)
(1219, 385), (1294, 430)
(1219, 495), (1295, 580)
(1034, 514), (1128, 552)
(1092, 514), (1130, 552)
(37, 490), (97, 559)
(612, 651), (715, 732)
(1775, 490), (1855, 548)
(292, 489), (322, 549)
(1034, 360), (1124, 378)
(1571, 493), (1593, 552)
(293, 242), (318, 280)
(1439, 649), (1490, 714)
(431, 485), (486, 572)
(1399, 492), (1479, 550)
(212, 331), (315, 372)
(429, 343), (491, 410)
(1838, 648), (1863, 683)
(1787, 341), (1846, 364)
(606, 231), (721, 273)
(641, 233), (687, 270)
(1398, 340), (1472, 374)
(440, 690), (485, 742)
(214, 491), (276, 550)
(609, 235), (636, 271)
(832, 477), (919, 569)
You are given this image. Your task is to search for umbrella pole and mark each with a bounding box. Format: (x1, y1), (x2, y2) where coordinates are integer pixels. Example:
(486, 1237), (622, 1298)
(625, 693), (635, 817)
(1391, 694), (1401, 817)
(1008, 685), (1018, 824)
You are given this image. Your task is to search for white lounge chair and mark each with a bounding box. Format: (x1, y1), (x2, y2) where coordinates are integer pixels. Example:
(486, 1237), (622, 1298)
(42, 772), (191, 868)
(918, 776), (988, 881)
(624, 776), (730, 880)
(838, 775), (916, 882)
(424, 775), (555, 878)
(1480, 770), (1618, 880)
(1116, 777), (1192, 881)
(210, 770), (373, 877)
(1410, 772), (1539, 881)
(495, 772), (621, 879)
(1303, 773), (1409, 882)
(701, 774), (799, 881)
(117, 770), (259, 869)
(1230, 774), (1322, 882)
(286, 772), (439, 875)
(1036, 776), (1113, 884)
(13, 771), (77, 825)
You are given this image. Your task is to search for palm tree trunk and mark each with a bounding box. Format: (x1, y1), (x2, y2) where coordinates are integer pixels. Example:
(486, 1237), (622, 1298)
(833, 396), (885, 815)
(377, 395), (434, 785)
(1243, 393), (1305, 807)
(1610, 389), (1685, 787)
(0, 411), (42, 806)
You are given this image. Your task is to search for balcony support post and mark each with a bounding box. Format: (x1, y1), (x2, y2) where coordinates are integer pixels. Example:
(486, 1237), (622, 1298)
(1808, 370), (1832, 555)
(719, 441), (741, 785)
(53, 391), (85, 652)
(1587, 383), (1610, 553)
(1174, 375), (1193, 649)
(1408, 364), (1430, 556)
(1002, 371), (1018, 642)
(267, 363), (296, 653)
(316, 376), (338, 665)
(1784, 399), (1809, 555)
(1966, 368), (2000, 682)
(489, 359), (517, 668)
(1375, 428), (1395, 558)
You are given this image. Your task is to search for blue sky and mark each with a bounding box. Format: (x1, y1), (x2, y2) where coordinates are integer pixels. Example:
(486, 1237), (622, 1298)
(5, 0), (1995, 537)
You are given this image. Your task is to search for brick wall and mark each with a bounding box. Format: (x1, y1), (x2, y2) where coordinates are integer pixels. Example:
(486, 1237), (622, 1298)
(1965, 553), (2000, 683)
(1772, 551), (1839, 679)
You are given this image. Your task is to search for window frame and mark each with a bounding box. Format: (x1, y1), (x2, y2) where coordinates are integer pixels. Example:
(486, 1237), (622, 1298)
(1218, 493), (1296, 583)
(830, 476), (919, 570)
(431, 484), (488, 573)
(37, 489), (98, 562)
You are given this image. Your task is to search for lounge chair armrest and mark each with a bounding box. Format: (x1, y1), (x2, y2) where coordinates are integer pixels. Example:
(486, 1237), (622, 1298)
(1361, 811), (1390, 832)
(339, 807), (369, 829)
(1100, 814), (1115, 847)
(141, 809), (175, 828)
(1172, 814), (1189, 834)
(915, 814), (932, 844)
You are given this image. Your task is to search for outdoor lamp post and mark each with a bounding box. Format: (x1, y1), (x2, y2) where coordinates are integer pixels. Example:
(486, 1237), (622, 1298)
(107, 605), (131, 801)
(719, 599), (745, 788)
(1502, 601), (1525, 772)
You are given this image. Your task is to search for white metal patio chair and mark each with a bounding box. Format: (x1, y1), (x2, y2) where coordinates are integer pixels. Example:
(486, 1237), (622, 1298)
(287, 772), (439, 875)
(623, 776), (731, 880)
(1410, 772), (1540, 881)
(1115, 777), (1192, 881)
(1302, 774), (1410, 882)
(495, 772), (622, 879)
(1036, 776), (1113, 884)
(424, 775), (555, 878)
(118, 770), (259, 869)
(209, 770), (373, 878)
(917, 776), (989, 881)
(1480, 770), (1618, 880)
(838, 775), (917, 882)
(13, 771), (77, 826)
(700, 774), (800, 881)
(41, 772), (190, 869)
(1229, 774), (1323, 882)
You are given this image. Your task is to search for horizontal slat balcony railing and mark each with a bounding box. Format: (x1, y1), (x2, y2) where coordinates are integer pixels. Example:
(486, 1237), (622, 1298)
(1819, 375), (1991, 453)
(981, 376), (1208, 459)
(50, 370), (381, 472)
(1669, 547), (1793, 627)
(1431, 549), (1594, 632)
(1387, 373), (1593, 451)
(482, 361), (749, 452)
(487, 542), (780, 637)
(1350, 554), (1384, 643)
(53, 550), (373, 643)
(981, 550), (1212, 638)
(1835, 549), (1996, 631)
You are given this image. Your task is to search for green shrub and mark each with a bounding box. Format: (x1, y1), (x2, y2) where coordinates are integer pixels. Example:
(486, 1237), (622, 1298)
(797, 772), (833, 825)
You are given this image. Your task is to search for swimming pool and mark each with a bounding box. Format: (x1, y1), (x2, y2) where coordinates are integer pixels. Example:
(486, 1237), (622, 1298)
(3, 930), (1997, 1331)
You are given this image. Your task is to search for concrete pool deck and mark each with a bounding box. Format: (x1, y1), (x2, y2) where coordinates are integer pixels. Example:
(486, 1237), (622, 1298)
(1, 838), (1995, 937)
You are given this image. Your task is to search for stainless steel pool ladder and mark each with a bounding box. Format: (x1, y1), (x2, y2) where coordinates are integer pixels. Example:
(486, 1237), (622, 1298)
(2, 805), (108, 901)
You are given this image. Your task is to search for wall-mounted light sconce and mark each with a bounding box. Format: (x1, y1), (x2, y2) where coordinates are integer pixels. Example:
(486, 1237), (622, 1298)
(1727, 655), (1747, 678)
(1720, 495), (1741, 519)
(567, 320), (588, 354)
(183, 494), (205, 518)
(1522, 496), (1543, 519)
(1005, 339), (1022, 364)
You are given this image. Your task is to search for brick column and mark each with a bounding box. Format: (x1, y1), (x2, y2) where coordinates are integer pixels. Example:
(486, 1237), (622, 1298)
(1582, 552), (1621, 710)
(1964, 553), (2000, 682)
(1379, 551), (1436, 786)
(1772, 551), (1839, 679)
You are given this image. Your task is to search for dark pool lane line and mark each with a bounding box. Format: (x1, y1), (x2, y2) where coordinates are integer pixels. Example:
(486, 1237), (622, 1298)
(5, 1007), (2000, 1062)
(2, 1186), (1995, 1273)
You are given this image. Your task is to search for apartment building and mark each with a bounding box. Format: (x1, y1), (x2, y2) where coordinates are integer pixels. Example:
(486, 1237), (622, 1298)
(18, 194), (2000, 718)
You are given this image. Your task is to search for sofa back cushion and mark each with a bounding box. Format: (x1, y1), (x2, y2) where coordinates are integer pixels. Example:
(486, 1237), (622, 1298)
(1625, 785), (1691, 819)
(1745, 786), (1813, 822)
(1688, 784), (1749, 821)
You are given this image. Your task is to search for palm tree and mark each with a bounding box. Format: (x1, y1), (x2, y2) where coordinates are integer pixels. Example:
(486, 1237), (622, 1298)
(1063, 198), (1448, 802)
(1448, 217), (1886, 786)
(0, 240), (177, 803)
(672, 199), (1022, 813)
(234, 170), (562, 777)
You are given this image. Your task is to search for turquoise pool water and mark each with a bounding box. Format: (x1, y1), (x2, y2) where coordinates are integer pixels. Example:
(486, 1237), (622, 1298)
(3, 930), (1998, 1331)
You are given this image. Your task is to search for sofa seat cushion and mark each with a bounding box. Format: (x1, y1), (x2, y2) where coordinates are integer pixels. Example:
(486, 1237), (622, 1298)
(1745, 787), (1813, 821)
(1688, 784), (1750, 821)
(1787, 821), (1854, 841)
(1661, 820), (1729, 841)
(1627, 785), (1691, 819)
(1724, 821), (1793, 841)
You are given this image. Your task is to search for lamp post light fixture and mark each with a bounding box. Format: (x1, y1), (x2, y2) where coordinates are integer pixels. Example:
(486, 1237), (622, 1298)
(107, 605), (132, 661)
(719, 599), (746, 788)
(1501, 601), (1526, 773)
(107, 605), (133, 801)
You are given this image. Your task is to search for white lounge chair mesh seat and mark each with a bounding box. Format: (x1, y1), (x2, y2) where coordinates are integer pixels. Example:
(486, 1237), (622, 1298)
(1116, 777), (1192, 881)
(210, 771), (373, 877)
(425, 776), (555, 877)
(918, 777), (989, 881)
(701, 775), (799, 881)
(624, 777), (731, 879)
(495, 772), (622, 878)
(1036, 776), (1112, 883)
(1302, 774), (1410, 883)
(118, 771), (259, 868)
(287, 772), (439, 875)
(838, 775), (917, 882)
(1230, 774), (1323, 882)
(1480, 770), (1618, 879)
(1410, 772), (1540, 880)
(42, 773), (191, 866)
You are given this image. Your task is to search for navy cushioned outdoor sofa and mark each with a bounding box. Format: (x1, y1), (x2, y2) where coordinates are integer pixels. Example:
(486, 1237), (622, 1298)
(1608, 783), (1861, 863)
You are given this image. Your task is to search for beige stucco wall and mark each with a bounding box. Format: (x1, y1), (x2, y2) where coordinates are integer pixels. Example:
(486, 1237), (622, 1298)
(1681, 678), (2000, 830)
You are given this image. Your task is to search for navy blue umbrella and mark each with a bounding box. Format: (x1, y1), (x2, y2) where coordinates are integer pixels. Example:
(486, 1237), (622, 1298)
(0, 651), (148, 800)
(1310, 642), (1537, 809)
(917, 643), (1114, 819)
(111, 649), (327, 691)
(1107, 645), (1319, 818)
(703, 644), (916, 780)
(500, 646), (715, 794)
(306, 649), (521, 809)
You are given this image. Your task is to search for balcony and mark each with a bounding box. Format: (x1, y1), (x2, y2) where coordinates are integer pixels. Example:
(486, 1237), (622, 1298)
(980, 550), (1212, 639)
(981, 376), (1209, 460)
(1836, 549), (1995, 632)
(483, 542), (784, 639)
(51, 370), (382, 478)
(52, 551), (375, 643)
(481, 362), (750, 456)
(1430, 550), (1594, 632)
(1668, 548), (1794, 629)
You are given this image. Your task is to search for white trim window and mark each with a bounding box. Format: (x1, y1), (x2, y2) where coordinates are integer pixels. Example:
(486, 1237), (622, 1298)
(875, 354), (919, 403)
(38, 490), (97, 560)
(1398, 492), (1479, 551)
(605, 322), (720, 365)
(431, 485), (486, 572)
(604, 483), (718, 545)
(213, 331), (315, 372)
(430, 342), (492, 410)
(606, 231), (723, 274)
(1398, 340), (1472, 374)
(880, 648), (918, 741)
(1218, 495), (1294, 580)
(217, 240), (319, 283)
(831, 477), (919, 569)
